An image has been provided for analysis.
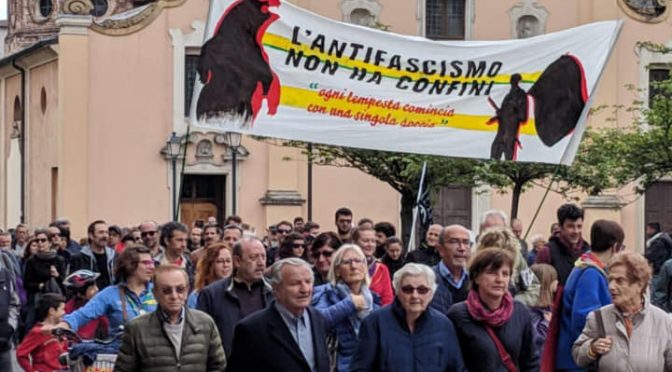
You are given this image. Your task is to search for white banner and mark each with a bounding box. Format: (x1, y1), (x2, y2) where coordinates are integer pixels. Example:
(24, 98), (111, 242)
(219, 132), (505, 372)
(190, 0), (622, 164)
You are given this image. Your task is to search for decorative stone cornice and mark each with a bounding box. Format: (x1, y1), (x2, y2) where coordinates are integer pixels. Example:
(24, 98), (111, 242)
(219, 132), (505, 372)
(259, 190), (306, 206)
(91, 0), (187, 36)
(581, 194), (625, 209)
(56, 14), (94, 36)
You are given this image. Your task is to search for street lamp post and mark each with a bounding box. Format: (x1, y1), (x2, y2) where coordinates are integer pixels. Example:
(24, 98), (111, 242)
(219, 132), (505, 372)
(166, 132), (182, 221)
(225, 132), (242, 215)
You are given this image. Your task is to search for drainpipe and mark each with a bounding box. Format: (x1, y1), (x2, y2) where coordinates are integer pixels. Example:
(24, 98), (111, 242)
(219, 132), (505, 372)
(11, 60), (26, 224)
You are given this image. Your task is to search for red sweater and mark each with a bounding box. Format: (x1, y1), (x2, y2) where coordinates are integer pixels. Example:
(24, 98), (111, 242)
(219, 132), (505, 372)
(370, 262), (394, 305)
(16, 324), (68, 372)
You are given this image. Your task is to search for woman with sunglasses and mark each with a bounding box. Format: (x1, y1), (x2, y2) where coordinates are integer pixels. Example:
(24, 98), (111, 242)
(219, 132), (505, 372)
(277, 232), (309, 261)
(350, 263), (466, 371)
(448, 248), (538, 372)
(310, 232), (342, 286)
(24, 228), (67, 330)
(312, 244), (379, 372)
(50, 245), (157, 340)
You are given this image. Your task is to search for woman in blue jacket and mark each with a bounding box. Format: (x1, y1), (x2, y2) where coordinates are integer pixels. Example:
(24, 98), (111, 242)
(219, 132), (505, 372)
(350, 263), (466, 372)
(312, 244), (378, 372)
(53, 245), (157, 337)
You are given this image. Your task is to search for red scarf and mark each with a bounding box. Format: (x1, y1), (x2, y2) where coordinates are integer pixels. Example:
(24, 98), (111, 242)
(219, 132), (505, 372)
(466, 290), (514, 327)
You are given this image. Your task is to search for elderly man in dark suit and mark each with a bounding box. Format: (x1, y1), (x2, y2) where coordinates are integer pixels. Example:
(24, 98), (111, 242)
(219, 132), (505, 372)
(228, 258), (330, 372)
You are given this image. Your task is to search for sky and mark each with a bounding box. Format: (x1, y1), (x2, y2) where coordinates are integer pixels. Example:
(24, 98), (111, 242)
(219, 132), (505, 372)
(0, 1), (5, 20)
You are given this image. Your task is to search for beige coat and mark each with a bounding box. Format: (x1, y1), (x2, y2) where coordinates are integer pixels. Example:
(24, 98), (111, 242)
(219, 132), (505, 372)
(572, 302), (672, 372)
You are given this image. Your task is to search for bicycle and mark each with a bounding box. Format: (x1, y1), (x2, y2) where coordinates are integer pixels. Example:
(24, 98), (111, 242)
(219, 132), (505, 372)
(51, 327), (123, 372)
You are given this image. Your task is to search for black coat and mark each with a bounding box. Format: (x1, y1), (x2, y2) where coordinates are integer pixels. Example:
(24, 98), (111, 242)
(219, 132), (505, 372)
(23, 252), (65, 295)
(196, 276), (274, 356)
(227, 304), (330, 372)
(447, 301), (539, 372)
(405, 242), (441, 267)
(646, 233), (672, 276)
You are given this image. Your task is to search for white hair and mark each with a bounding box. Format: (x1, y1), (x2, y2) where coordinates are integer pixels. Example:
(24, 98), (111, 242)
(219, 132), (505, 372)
(530, 234), (546, 245)
(481, 210), (508, 226)
(269, 257), (313, 286)
(392, 263), (437, 300)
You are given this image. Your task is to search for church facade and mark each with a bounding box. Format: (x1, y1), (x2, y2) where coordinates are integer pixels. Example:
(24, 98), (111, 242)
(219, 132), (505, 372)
(0, 0), (670, 249)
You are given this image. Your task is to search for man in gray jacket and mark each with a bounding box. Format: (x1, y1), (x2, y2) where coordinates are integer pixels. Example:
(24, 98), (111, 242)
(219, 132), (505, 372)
(114, 264), (226, 372)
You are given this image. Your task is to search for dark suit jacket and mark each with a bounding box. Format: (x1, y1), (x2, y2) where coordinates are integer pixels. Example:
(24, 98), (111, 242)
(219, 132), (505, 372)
(227, 303), (330, 372)
(196, 277), (274, 356)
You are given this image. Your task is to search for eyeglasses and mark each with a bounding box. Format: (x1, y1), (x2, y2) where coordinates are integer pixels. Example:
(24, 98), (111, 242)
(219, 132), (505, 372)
(159, 285), (187, 295)
(340, 258), (364, 266)
(312, 250), (334, 259)
(141, 231), (157, 237)
(400, 285), (431, 295)
(138, 259), (155, 266)
(446, 238), (472, 247)
(36, 238), (48, 243)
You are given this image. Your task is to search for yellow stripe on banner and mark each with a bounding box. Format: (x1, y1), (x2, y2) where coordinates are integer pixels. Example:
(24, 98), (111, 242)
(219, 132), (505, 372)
(280, 86), (538, 135)
(263, 33), (543, 85)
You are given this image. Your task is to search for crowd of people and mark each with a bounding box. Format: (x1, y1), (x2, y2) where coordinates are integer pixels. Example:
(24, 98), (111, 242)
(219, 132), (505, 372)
(0, 204), (671, 371)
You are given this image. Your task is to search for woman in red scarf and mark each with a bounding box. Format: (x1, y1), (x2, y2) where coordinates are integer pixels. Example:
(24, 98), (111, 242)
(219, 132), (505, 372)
(448, 248), (539, 372)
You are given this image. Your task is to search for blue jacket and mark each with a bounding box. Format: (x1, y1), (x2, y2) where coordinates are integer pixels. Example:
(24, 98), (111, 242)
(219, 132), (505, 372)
(556, 254), (611, 370)
(63, 283), (156, 335)
(350, 300), (466, 372)
(312, 283), (379, 372)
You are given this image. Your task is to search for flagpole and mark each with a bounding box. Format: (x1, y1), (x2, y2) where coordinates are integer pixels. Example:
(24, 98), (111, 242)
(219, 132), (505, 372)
(407, 161), (427, 253)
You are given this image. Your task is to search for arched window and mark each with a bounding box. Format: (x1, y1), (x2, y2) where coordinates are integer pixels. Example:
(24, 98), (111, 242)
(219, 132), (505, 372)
(13, 96), (21, 123)
(90, 0), (109, 17)
(39, 0), (53, 18)
(426, 0), (465, 40)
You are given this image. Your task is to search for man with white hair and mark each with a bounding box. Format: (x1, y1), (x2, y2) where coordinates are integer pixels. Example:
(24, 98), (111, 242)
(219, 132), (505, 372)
(480, 210), (508, 231)
(431, 225), (473, 313)
(228, 258), (330, 372)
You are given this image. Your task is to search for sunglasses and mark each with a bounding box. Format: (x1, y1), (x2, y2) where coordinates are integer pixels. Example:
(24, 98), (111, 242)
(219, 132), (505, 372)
(292, 243), (306, 249)
(141, 231), (157, 237)
(340, 258), (364, 266)
(159, 285), (187, 295)
(312, 250), (334, 259)
(401, 285), (431, 295)
(36, 238), (48, 243)
(277, 229), (291, 234)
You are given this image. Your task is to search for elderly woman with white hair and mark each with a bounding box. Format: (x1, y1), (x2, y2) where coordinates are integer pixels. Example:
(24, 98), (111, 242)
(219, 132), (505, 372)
(312, 244), (379, 372)
(350, 263), (466, 372)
